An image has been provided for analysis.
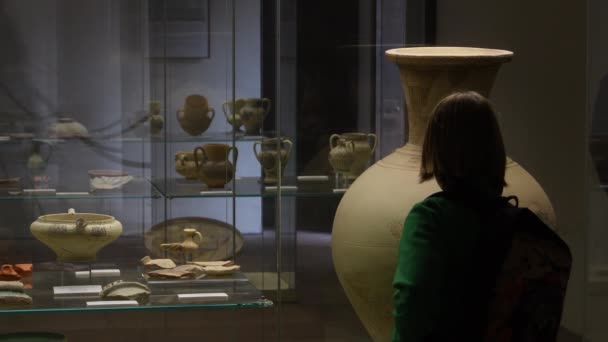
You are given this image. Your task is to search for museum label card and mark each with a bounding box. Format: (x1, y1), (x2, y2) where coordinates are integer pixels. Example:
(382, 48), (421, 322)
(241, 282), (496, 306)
(53, 285), (102, 295)
(86, 300), (138, 307)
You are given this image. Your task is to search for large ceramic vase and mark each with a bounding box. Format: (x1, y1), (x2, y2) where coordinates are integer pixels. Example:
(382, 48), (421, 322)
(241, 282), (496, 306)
(331, 47), (556, 341)
(30, 208), (123, 262)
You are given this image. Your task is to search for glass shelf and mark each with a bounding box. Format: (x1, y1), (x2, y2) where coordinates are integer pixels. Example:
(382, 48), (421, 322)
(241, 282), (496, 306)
(0, 176), (347, 201)
(0, 132), (265, 145)
(0, 178), (161, 201)
(0, 268), (271, 314)
(155, 177), (346, 199)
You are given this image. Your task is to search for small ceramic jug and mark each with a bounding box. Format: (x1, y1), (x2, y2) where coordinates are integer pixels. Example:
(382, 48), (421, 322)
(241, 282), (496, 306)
(193, 144), (238, 188)
(148, 100), (164, 135)
(254, 137), (294, 184)
(176, 95), (216, 136)
(175, 150), (200, 180)
(333, 133), (377, 180)
(240, 98), (271, 135)
(181, 228), (203, 254)
(222, 99), (244, 132)
(328, 135), (356, 177)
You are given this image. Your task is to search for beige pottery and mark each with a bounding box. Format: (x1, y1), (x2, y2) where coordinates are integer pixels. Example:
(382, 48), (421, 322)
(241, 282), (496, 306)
(30, 208), (122, 262)
(254, 137), (293, 184)
(175, 150), (200, 180)
(193, 144), (238, 188)
(331, 47), (556, 341)
(176, 94), (216, 136)
(333, 133), (377, 180)
(328, 135), (356, 176)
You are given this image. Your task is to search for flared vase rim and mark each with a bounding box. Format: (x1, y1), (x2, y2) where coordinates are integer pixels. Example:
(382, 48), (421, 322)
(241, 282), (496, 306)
(385, 46), (513, 65)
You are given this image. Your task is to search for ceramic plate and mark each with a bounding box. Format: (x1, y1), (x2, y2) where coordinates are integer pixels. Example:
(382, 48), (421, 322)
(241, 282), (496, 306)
(144, 217), (244, 262)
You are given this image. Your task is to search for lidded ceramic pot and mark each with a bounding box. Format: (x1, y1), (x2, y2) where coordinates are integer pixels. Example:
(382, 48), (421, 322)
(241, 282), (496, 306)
(48, 117), (89, 139)
(193, 144), (238, 188)
(30, 208), (122, 262)
(176, 94), (216, 136)
(254, 137), (293, 184)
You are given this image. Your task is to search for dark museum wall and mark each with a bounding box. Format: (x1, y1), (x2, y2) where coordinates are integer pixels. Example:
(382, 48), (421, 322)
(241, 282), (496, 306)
(435, 0), (588, 337)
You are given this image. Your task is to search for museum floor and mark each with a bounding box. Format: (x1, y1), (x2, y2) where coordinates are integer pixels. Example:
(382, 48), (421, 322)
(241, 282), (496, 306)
(1, 231), (584, 341)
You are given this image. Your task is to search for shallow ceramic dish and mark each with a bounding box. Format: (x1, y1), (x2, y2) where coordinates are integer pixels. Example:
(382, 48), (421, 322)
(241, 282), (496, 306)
(144, 217), (244, 262)
(88, 169), (133, 191)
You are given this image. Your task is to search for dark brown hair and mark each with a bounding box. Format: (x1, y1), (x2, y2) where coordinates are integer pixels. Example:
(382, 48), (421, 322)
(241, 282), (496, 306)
(420, 91), (506, 197)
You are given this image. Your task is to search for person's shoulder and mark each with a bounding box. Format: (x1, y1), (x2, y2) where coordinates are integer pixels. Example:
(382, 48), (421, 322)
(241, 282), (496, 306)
(417, 193), (464, 212)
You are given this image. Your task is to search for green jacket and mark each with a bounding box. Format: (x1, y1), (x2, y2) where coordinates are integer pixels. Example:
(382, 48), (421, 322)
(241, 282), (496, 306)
(392, 193), (489, 341)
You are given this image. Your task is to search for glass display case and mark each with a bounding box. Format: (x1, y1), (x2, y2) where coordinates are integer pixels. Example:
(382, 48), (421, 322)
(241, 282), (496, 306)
(0, 0), (294, 337)
(0, 0), (428, 340)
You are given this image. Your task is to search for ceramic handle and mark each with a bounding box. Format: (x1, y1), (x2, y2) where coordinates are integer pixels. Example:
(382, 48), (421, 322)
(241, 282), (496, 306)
(368, 134), (377, 153)
(222, 102), (233, 117)
(207, 108), (216, 122)
(329, 134), (340, 149)
(228, 146), (239, 169)
(253, 142), (262, 162)
(261, 98), (272, 117)
(193, 146), (207, 171)
(193, 231), (203, 244)
(283, 138), (294, 160)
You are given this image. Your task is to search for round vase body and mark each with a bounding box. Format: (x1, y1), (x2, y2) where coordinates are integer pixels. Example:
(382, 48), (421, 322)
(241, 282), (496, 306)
(254, 137), (293, 184)
(30, 209), (123, 262)
(331, 47), (556, 341)
(177, 95), (215, 136)
(194, 144), (238, 188)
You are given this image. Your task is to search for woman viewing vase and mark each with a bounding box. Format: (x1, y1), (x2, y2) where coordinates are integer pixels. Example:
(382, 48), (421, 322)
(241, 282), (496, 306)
(331, 47), (556, 341)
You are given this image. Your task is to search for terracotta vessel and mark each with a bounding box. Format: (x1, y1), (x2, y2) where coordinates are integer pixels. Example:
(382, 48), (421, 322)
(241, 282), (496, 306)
(239, 98), (271, 135)
(176, 95), (215, 136)
(328, 136), (356, 178)
(254, 137), (293, 184)
(193, 144), (238, 188)
(48, 117), (89, 139)
(30, 208), (123, 262)
(331, 133), (376, 181)
(222, 100), (244, 131)
(331, 47), (556, 341)
(174, 150), (201, 180)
